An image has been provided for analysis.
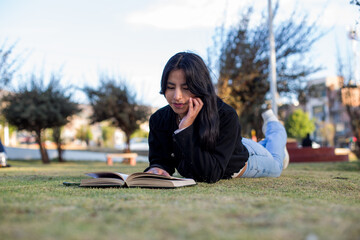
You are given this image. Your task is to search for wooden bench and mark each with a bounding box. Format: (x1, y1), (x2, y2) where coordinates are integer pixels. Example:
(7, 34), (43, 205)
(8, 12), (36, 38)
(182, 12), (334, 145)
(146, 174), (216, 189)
(106, 153), (138, 166)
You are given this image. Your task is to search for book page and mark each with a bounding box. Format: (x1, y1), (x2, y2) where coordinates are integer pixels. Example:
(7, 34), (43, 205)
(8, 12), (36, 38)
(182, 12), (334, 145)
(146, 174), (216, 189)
(171, 179), (196, 187)
(125, 172), (196, 188)
(126, 172), (172, 182)
(86, 172), (128, 181)
(80, 178), (125, 187)
(118, 173), (129, 181)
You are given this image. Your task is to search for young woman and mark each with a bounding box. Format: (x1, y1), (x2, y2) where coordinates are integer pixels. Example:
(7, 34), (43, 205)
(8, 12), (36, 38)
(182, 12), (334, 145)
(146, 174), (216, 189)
(145, 52), (289, 183)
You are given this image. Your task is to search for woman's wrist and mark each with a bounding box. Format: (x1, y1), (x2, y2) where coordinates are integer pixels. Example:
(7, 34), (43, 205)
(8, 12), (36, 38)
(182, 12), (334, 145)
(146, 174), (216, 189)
(174, 125), (189, 134)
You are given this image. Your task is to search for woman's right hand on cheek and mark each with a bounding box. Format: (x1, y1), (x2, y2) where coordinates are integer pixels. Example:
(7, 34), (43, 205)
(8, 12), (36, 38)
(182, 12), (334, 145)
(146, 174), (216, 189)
(179, 97), (204, 129)
(146, 167), (170, 177)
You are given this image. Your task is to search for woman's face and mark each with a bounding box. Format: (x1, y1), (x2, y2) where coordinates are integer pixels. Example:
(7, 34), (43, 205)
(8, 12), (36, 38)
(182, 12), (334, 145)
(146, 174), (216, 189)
(165, 69), (196, 119)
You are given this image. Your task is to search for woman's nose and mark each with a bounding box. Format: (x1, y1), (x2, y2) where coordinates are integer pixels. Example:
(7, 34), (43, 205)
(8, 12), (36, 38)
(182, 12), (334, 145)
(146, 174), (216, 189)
(174, 88), (182, 100)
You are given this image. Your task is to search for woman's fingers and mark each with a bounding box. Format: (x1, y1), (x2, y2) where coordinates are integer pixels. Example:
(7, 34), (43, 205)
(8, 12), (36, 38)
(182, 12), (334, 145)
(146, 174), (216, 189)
(190, 97), (203, 114)
(188, 97), (194, 114)
(185, 97), (203, 119)
(178, 97), (204, 129)
(146, 167), (170, 176)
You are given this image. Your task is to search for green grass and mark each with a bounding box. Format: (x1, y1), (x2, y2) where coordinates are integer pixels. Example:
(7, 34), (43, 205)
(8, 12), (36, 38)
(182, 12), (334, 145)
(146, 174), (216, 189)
(1, 160), (359, 240)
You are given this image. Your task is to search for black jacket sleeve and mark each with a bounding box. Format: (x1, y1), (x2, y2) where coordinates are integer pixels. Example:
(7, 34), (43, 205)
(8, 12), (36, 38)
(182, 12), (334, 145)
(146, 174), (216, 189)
(174, 108), (241, 183)
(145, 112), (177, 175)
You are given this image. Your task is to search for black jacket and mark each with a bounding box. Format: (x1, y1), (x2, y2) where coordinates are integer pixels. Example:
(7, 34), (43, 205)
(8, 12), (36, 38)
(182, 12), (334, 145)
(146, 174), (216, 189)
(145, 98), (249, 183)
(0, 139), (5, 153)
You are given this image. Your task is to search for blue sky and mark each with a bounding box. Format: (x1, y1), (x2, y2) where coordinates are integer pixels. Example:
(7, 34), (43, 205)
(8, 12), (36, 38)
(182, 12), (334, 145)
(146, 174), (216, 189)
(0, 0), (358, 107)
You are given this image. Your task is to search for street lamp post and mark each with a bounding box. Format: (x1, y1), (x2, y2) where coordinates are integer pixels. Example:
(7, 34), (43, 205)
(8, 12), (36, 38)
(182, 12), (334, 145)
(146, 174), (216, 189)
(268, 0), (278, 116)
(349, 27), (359, 86)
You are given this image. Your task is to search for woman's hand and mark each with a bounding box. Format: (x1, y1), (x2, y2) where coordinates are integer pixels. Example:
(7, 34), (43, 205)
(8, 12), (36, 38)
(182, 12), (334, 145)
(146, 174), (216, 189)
(146, 167), (170, 177)
(179, 97), (204, 129)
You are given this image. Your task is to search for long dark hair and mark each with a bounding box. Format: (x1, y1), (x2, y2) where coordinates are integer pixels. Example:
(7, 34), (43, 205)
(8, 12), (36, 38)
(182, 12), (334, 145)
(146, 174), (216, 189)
(160, 52), (219, 150)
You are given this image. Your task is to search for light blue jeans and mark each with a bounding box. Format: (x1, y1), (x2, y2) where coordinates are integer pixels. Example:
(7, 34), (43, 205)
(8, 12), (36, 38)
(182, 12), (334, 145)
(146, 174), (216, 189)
(240, 121), (287, 178)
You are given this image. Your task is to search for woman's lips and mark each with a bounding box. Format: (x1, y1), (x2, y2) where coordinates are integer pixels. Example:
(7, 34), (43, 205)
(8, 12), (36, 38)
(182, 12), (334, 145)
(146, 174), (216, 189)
(173, 103), (185, 109)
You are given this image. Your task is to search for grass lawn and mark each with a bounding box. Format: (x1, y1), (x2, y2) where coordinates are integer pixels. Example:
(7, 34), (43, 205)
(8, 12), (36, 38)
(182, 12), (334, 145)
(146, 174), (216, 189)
(0, 160), (359, 240)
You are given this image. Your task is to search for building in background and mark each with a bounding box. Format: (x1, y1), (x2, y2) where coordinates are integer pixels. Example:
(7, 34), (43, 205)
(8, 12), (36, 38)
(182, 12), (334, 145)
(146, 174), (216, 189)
(305, 76), (352, 147)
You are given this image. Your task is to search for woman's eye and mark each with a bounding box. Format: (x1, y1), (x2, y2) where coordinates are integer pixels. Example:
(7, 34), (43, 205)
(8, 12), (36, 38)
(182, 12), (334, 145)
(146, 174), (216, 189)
(183, 87), (189, 91)
(166, 86), (175, 89)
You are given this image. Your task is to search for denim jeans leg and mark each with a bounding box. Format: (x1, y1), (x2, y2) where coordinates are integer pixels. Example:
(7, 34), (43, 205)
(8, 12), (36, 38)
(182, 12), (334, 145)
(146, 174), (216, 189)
(264, 121), (287, 169)
(240, 121), (286, 178)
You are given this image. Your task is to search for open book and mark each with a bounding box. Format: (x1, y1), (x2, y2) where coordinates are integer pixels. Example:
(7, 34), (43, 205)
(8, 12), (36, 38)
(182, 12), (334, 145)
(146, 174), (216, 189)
(77, 172), (196, 188)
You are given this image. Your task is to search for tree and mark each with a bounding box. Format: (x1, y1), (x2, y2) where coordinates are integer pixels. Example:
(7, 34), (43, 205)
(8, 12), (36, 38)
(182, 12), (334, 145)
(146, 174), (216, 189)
(75, 125), (93, 146)
(101, 125), (115, 148)
(285, 109), (315, 142)
(131, 128), (149, 139)
(1, 74), (80, 163)
(209, 4), (322, 137)
(0, 115), (16, 143)
(344, 104), (360, 157)
(83, 76), (151, 152)
(318, 122), (335, 147)
(45, 126), (65, 162)
(350, 0), (360, 12)
(336, 36), (360, 158)
(52, 126), (64, 162)
(0, 40), (23, 89)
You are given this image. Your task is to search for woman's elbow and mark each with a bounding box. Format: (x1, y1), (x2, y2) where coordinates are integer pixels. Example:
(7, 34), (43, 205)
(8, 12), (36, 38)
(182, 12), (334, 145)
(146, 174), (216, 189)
(197, 171), (224, 183)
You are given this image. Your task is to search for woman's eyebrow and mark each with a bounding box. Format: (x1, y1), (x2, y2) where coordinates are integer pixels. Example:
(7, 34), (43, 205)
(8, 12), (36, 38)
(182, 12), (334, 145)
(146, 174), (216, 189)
(167, 82), (188, 86)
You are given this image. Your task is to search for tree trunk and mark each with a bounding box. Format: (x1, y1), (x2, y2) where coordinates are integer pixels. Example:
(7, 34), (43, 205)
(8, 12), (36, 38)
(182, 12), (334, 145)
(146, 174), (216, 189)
(124, 133), (131, 153)
(353, 124), (360, 159)
(53, 127), (64, 162)
(35, 129), (50, 164)
(57, 145), (64, 162)
(346, 105), (360, 159)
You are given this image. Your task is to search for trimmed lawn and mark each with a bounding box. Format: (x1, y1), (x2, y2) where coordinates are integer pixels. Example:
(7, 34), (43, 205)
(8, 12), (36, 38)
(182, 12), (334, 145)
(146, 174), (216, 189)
(0, 160), (359, 240)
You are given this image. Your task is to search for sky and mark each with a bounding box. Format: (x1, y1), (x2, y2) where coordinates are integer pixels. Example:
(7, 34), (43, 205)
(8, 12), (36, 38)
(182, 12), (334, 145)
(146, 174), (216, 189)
(0, 0), (359, 108)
